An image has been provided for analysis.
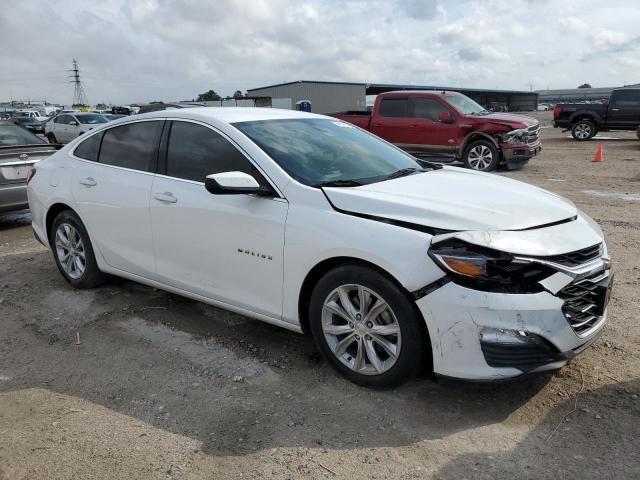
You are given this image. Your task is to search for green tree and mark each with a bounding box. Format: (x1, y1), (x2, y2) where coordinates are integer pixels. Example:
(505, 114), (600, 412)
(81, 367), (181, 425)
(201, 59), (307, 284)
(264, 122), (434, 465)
(197, 90), (221, 101)
(578, 83), (592, 89)
(233, 90), (243, 99)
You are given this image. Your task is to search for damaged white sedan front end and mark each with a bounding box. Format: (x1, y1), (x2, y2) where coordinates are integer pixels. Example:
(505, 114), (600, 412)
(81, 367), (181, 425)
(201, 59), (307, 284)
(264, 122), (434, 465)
(422, 215), (612, 380)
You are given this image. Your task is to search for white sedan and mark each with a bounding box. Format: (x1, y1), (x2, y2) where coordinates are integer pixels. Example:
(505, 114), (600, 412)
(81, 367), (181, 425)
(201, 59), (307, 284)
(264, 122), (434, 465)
(27, 108), (613, 387)
(45, 112), (108, 144)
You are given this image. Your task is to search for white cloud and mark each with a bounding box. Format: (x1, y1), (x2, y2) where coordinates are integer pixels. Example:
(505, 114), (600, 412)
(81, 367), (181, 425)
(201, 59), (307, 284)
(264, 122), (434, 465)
(559, 17), (589, 33)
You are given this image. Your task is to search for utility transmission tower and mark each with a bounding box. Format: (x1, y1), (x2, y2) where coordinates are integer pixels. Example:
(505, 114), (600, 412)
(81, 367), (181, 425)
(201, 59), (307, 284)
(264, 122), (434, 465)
(68, 59), (88, 107)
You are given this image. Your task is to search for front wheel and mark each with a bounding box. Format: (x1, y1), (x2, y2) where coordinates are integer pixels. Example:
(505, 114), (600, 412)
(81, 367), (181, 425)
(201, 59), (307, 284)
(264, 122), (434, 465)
(309, 265), (427, 388)
(50, 210), (107, 289)
(463, 140), (500, 171)
(571, 120), (596, 141)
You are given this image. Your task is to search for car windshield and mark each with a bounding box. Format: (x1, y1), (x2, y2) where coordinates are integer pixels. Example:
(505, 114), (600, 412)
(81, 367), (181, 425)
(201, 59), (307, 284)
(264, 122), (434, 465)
(447, 95), (490, 116)
(234, 118), (424, 186)
(0, 125), (46, 145)
(77, 114), (108, 124)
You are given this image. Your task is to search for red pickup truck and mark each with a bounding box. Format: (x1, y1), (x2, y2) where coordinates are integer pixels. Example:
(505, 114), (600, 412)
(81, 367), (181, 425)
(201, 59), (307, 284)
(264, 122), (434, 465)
(331, 90), (541, 171)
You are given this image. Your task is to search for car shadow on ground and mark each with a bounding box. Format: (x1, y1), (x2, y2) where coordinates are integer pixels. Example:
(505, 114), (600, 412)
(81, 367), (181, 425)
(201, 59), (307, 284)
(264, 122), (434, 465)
(2, 247), (556, 457)
(432, 379), (640, 479)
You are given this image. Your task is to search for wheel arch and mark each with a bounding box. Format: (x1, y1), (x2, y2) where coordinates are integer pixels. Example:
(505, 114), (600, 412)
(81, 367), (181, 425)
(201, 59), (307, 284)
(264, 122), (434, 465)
(569, 112), (601, 128)
(458, 132), (499, 158)
(45, 202), (75, 243)
(297, 256), (432, 357)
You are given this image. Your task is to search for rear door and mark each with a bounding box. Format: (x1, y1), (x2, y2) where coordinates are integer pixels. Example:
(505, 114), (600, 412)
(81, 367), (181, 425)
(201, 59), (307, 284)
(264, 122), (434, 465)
(409, 97), (461, 156)
(71, 119), (164, 277)
(607, 90), (640, 129)
(52, 115), (72, 142)
(370, 97), (416, 147)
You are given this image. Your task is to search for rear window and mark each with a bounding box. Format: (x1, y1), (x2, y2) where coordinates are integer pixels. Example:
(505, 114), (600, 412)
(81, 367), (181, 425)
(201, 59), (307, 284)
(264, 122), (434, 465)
(74, 132), (103, 161)
(379, 98), (410, 117)
(0, 124), (46, 145)
(98, 121), (162, 171)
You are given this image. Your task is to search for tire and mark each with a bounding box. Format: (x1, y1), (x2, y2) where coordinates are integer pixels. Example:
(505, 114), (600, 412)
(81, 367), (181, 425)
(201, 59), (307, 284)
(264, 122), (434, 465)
(309, 264), (426, 388)
(47, 133), (58, 144)
(462, 140), (500, 171)
(571, 120), (596, 141)
(50, 210), (107, 289)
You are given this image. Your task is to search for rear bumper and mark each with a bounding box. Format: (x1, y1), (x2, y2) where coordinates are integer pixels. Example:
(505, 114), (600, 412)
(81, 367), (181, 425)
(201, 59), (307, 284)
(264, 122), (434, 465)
(553, 120), (570, 129)
(0, 183), (28, 212)
(501, 144), (541, 169)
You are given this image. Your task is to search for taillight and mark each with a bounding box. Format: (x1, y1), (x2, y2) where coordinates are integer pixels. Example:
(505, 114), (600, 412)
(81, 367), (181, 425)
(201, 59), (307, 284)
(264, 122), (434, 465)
(26, 167), (36, 185)
(553, 106), (561, 119)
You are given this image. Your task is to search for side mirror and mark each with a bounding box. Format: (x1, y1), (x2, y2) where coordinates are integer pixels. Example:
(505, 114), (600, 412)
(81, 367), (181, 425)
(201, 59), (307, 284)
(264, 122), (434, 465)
(438, 111), (454, 124)
(205, 171), (272, 195)
(69, 121), (78, 126)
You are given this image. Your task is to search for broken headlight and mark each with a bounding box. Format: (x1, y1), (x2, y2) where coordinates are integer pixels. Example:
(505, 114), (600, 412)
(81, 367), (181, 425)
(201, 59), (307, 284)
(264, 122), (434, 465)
(428, 239), (553, 293)
(497, 128), (528, 144)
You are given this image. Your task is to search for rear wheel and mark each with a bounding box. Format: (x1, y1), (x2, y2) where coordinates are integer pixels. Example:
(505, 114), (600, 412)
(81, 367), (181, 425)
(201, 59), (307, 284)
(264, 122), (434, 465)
(309, 265), (426, 388)
(571, 120), (596, 141)
(46, 133), (58, 144)
(50, 210), (106, 289)
(463, 140), (500, 171)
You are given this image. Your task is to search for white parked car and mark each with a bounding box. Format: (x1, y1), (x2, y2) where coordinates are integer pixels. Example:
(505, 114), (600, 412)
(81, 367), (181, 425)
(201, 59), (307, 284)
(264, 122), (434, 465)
(27, 108), (613, 387)
(45, 112), (108, 144)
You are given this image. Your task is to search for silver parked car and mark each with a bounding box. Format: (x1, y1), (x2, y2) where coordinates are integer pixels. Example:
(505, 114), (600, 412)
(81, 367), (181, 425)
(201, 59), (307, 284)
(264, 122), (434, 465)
(45, 113), (108, 144)
(0, 121), (58, 212)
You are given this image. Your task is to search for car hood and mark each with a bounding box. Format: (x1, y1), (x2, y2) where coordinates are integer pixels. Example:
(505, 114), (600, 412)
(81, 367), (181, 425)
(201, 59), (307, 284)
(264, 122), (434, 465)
(323, 167), (577, 232)
(469, 112), (538, 128)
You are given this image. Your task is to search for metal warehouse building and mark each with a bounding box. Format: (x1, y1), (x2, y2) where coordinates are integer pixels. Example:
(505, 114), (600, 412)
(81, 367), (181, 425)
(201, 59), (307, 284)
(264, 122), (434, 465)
(247, 80), (539, 113)
(537, 83), (640, 104)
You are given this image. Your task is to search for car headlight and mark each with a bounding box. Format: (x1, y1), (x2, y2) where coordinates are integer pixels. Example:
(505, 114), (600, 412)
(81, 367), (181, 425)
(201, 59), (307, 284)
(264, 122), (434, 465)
(428, 239), (553, 293)
(497, 128), (528, 144)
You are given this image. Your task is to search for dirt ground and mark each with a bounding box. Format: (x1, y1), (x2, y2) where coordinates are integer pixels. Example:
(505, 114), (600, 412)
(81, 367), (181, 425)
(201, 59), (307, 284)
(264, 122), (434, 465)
(1, 112), (639, 480)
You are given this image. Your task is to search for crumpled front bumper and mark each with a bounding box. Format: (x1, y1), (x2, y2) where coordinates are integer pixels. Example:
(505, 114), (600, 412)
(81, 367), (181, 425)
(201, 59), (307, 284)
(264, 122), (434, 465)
(415, 266), (611, 381)
(501, 143), (541, 170)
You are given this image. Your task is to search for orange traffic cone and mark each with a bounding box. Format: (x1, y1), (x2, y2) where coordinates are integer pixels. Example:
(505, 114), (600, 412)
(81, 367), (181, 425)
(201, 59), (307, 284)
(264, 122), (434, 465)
(592, 144), (603, 162)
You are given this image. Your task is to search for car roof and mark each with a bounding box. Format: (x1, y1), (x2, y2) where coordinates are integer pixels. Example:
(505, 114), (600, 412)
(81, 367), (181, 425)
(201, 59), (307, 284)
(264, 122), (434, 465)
(132, 107), (327, 124)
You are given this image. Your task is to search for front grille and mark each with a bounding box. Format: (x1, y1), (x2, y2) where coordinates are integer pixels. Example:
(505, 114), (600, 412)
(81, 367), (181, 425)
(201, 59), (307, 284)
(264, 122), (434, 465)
(527, 123), (540, 145)
(481, 343), (567, 370)
(542, 243), (603, 267)
(557, 269), (609, 334)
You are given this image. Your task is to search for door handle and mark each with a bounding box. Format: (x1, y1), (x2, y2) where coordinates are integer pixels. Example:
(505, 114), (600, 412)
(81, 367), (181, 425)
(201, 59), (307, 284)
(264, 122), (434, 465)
(611, 108), (620, 112)
(79, 177), (97, 187)
(153, 192), (177, 203)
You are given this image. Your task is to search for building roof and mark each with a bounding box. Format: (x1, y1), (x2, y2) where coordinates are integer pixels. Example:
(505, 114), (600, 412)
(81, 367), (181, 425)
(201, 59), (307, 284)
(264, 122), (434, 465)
(247, 80), (367, 92)
(247, 80), (537, 96)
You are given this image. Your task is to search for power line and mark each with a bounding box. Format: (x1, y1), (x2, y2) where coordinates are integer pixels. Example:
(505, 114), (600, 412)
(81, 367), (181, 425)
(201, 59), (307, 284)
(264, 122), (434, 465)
(68, 59), (88, 106)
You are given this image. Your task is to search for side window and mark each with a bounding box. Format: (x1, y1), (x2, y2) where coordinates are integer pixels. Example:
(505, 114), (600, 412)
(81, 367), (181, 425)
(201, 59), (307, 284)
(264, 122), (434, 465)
(379, 98), (410, 118)
(55, 115), (70, 124)
(413, 98), (449, 122)
(612, 90), (640, 106)
(166, 121), (269, 186)
(98, 121), (162, 172)
(74, 132), (103, 161)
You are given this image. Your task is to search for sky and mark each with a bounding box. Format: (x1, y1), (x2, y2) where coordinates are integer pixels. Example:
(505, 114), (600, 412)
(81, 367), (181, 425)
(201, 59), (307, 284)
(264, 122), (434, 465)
(1, 0), (639, 105)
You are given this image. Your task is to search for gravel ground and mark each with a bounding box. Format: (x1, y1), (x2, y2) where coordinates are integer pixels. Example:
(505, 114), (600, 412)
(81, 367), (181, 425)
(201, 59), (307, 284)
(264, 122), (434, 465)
(1, 112), (639, 479)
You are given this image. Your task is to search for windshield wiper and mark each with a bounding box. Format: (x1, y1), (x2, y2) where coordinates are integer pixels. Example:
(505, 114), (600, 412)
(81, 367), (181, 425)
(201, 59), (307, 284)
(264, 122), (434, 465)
(383, 167), (424, 181)
(313, 179), (363, 188)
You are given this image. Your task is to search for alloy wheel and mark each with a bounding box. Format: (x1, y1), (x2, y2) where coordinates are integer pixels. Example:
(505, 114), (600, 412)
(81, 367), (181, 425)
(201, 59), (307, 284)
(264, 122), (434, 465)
(574, 123), (592, 139)
(321, 284), (401, 375)
(55, 223), (86, 279)
(467, 145), (493, 170)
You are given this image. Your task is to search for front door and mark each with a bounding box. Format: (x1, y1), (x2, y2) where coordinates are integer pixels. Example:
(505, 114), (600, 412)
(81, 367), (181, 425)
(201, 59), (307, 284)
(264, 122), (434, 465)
(71, 120), (164, 277)
(149, 120), (288, 320)
(409, 97), (461, 156)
